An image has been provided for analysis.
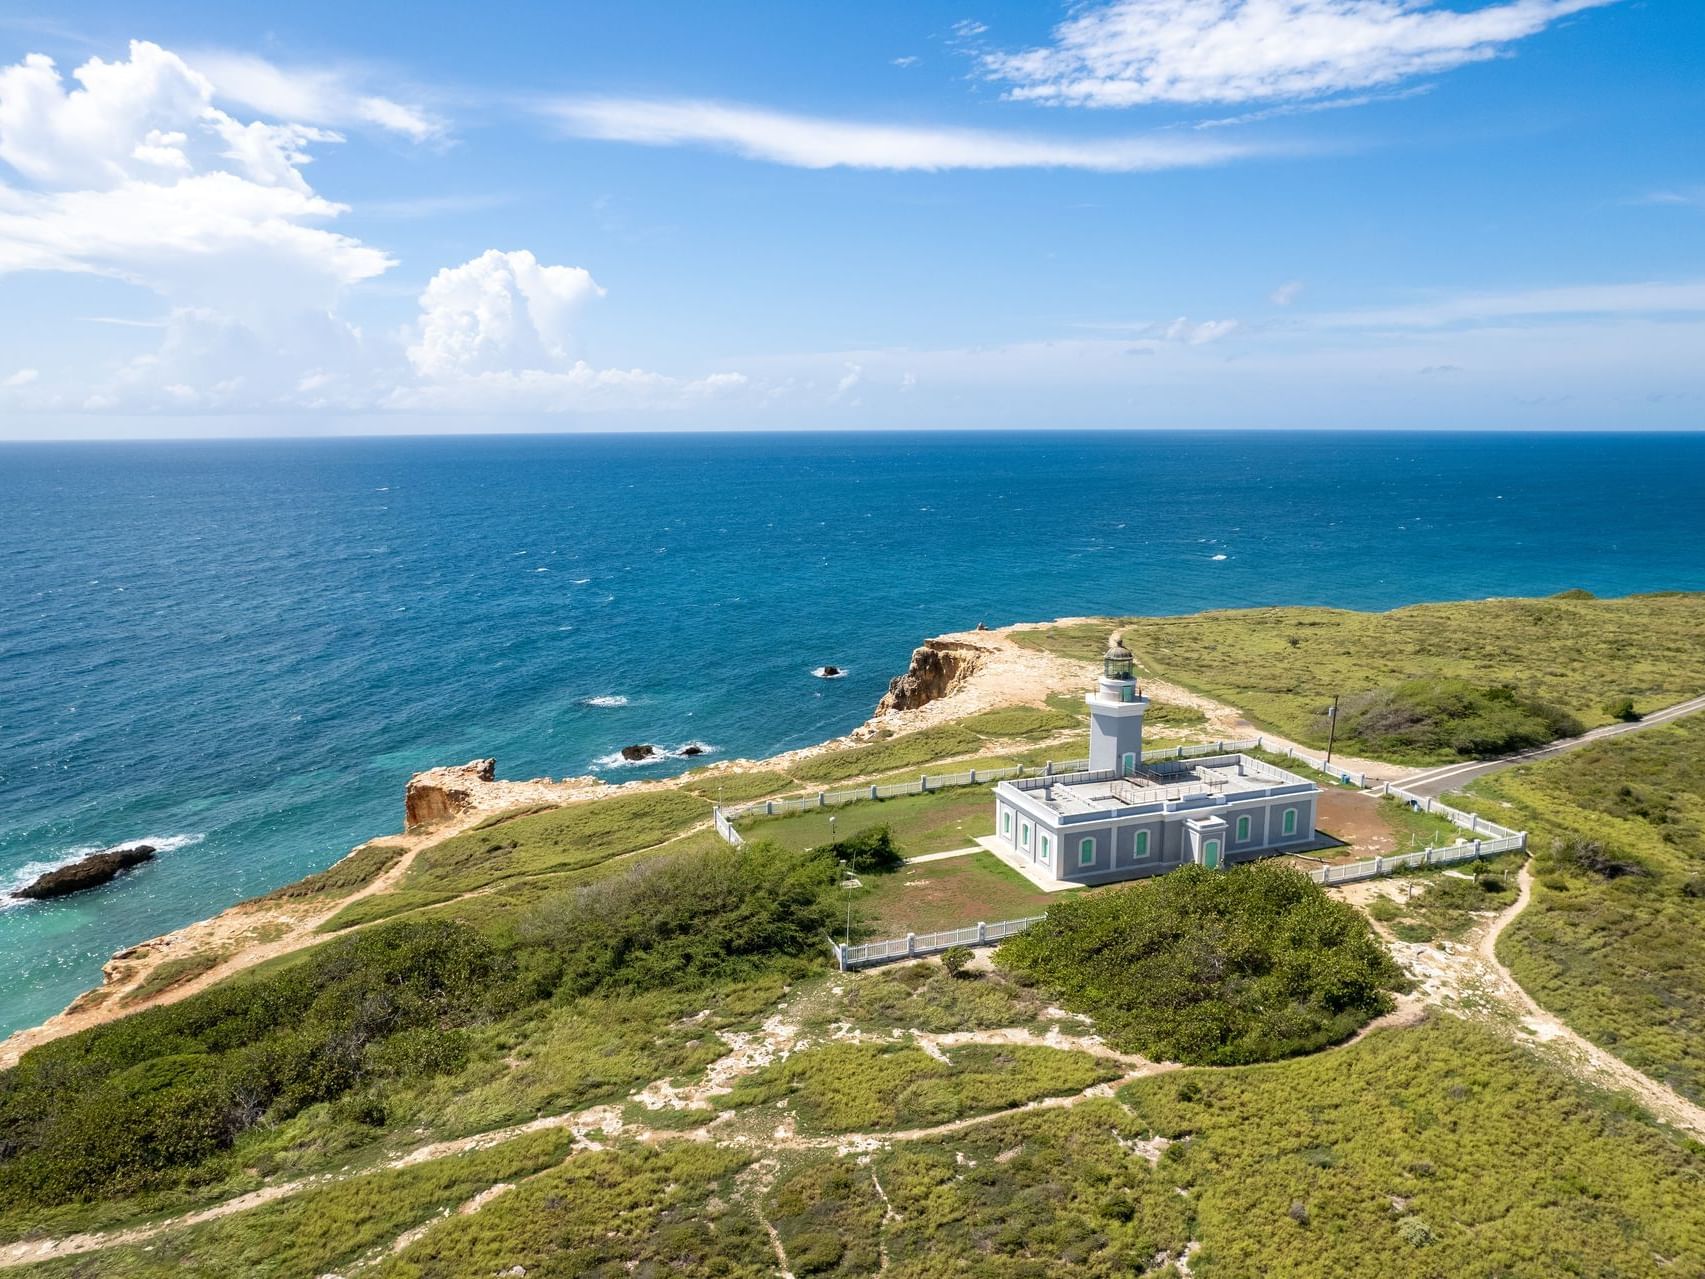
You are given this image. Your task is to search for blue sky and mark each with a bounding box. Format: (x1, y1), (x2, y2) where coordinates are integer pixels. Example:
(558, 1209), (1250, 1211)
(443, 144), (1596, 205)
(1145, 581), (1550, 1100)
(0, 0), (1700, 435)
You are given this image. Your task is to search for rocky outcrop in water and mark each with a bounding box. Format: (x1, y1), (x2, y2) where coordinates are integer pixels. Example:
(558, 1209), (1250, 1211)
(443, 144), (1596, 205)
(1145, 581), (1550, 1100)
(13, 845), (156, 900)
(405, 758), (496, 830)
(875, 639), (987, 715)
(621, 744), (658, 762)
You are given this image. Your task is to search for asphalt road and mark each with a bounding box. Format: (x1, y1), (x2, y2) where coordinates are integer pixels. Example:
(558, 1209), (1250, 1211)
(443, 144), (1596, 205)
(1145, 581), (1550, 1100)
(1394, 692), (1705, 799)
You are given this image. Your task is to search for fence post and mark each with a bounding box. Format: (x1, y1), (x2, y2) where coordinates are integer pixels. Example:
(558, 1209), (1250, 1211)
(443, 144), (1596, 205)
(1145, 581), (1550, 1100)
(905, 932), (917, 956)
(765, 800), (774, 816)
(977, 921), (988, 944)
(1045, 760), (1053, 777)
(1373, 855), (1383, 876)
(970, 768), (978, 784)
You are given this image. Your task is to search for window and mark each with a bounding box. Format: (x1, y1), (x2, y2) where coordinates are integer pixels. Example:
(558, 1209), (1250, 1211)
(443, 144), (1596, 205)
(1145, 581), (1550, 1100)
(1041, 835), (1051, 862)
(1021, 822), (1031, 848)
(1133, 829), (1150, 860)
(1282, 808), (1297, 836)
(1003, 811), (1012, 836)
(1079, 837), (1095, 867)
(1236, 814), (1251, 842)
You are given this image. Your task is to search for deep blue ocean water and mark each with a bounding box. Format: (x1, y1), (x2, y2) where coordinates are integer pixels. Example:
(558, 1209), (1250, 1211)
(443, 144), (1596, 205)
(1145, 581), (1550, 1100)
(3, 430), (1704, 1036)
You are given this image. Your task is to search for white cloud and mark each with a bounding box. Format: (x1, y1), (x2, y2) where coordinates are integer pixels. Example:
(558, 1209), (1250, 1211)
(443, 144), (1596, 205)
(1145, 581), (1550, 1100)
(1163, 316), (1239, 344)
(408, 249), (605, 378)
(546, 96), (1263, 172)
(4, 367), (37, 386)
(982, 0), (1617, 108)
(892, 56), (921, 69)
(189, 50), (445, 141)
(1270, 280), (1305, 305)
(1310, 279), (1705, 328)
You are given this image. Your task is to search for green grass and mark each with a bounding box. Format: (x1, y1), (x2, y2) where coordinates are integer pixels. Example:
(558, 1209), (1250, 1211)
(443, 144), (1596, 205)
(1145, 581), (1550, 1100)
(116, 950), (228, 1006)
(256, 839), (407, 903)
(1121, 1014), (1705, 1278)
(957, 704), (1080, 739)
(853, 852), (1061, 936)
(676, 767), (801, 805)
(1459, 713), (1705, 1103)
(999, 863), (1404, 1065)
(814, 961), (1054, 1036)
(723, 1040), (1117, 1132)
(1012, 592), (1705, 763)
(737, 785), (996, 857)
(317, 888), (458, 932)
(401, 789), (711, 895)
(790, 725), (987, 783)
(10, 1129), (580, 1279)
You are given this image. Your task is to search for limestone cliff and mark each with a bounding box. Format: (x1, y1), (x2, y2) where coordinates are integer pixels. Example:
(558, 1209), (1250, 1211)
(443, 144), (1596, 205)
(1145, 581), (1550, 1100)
(405, 758), (497, 830)
(875, 639), (989, 715)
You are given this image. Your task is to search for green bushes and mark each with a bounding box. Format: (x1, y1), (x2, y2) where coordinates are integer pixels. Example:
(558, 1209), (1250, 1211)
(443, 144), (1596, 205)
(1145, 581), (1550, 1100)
(1329, 678), (1581, 760)
(998, 863), (1403, 1064)
(0, 921), (518, 1208)
(516, 841), (837, 998)
(822, 823), (903, 873)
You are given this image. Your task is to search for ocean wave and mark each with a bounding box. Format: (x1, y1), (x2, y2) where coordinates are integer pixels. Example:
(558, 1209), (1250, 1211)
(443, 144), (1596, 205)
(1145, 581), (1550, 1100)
(580, 695), (630, 708)
(1, 833), (203, 906)
(591, 741), (717, 770)
(1210, 554), (1228, 561)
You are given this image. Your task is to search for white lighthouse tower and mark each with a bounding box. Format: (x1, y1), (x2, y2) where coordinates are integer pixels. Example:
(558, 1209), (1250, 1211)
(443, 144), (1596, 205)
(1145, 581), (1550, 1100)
(1088, 632), (1149, 775)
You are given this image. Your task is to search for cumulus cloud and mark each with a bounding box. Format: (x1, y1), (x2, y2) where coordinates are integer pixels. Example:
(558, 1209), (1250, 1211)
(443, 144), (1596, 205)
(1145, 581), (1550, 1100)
(399, 248), (749, 412)
(189, 50), (445, 141)
(408, 249), (605, 378)
(3, 367), (38, 387)
(546, 96), (1263, 172)
(982, 0), (1617, 108)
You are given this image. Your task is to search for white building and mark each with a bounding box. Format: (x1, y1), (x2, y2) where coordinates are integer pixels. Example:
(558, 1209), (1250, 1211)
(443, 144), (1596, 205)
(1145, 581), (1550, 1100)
(990, 635), (1319, 886)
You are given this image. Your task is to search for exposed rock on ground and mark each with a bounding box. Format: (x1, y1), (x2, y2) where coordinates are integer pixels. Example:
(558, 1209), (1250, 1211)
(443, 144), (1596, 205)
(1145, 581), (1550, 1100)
(876, 639), (989, 714)
(12, 845), (156, 900)
(404, 758), (496, 830)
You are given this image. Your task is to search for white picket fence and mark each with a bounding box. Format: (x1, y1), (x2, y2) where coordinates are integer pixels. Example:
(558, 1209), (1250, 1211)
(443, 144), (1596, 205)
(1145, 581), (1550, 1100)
(1302, 832), (1526, 886)
(712, 737), (1262, 845)
(1253, 738), (1369, 788)
(830, 914), (1046, 971)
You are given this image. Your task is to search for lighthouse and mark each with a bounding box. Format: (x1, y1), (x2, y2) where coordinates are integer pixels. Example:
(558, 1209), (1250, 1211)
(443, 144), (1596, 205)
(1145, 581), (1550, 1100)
(1088, 632), (1149, 775)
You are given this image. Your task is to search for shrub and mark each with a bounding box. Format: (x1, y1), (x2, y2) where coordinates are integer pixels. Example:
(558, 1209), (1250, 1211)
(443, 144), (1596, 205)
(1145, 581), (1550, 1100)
(1328, 679), (1583, 760)
(0, 920), (516, 1207)
(1397, 1215), (1436, 1246)
(517, 840), (837, 998)
(1604, 696), (1642, 723)
(941, 946), (974, 979)
(822, 824), (903, 874)
(998, 864), (1404, 1065)
(1550, 836), (1648, 880)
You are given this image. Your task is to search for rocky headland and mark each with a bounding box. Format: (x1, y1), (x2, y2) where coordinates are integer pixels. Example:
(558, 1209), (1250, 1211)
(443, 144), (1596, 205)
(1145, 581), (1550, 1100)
(11, 845), (156, 901)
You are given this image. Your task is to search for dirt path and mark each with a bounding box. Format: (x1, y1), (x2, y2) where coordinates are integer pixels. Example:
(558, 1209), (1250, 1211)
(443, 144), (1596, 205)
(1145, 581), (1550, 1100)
(1346, 865), (1705, 1141)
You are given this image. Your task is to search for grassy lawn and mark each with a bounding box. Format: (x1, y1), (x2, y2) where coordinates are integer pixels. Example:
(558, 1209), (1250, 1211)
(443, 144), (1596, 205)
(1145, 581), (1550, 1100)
(850, 851), (1061, 936)
(1457, 712), (1705, 1104)
(1012, 591), (1705, 762)
(736, 783), (997, 856)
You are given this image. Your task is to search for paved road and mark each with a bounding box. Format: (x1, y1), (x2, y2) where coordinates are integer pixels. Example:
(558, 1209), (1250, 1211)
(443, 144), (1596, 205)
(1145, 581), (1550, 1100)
(1394, 692), (1705, 799)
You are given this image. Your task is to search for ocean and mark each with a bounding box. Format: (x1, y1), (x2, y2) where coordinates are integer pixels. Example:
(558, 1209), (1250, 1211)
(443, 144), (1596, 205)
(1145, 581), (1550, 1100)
(3, 430), (1704, 1037)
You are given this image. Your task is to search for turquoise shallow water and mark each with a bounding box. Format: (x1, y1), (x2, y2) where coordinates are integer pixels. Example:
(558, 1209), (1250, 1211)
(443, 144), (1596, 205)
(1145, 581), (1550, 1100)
(2, 429), (1704, 1036)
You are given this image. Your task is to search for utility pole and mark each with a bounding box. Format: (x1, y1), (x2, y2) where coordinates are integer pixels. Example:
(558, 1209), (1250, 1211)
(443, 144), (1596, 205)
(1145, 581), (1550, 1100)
(1324, 694), (1341, 765)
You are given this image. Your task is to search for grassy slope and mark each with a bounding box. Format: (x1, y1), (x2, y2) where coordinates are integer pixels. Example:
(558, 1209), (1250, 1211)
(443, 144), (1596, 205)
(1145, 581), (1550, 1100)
(1012, 592), (1705, 761)
(1461, 714), (1705, 1103)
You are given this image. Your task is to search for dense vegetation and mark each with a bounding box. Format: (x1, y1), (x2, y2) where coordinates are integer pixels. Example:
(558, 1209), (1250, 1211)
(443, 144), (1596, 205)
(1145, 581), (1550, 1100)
(1465, 714), (1705, 1102)
(0, 921), (520, 1208)
(1012, 591), (1705, 761)
(999, 864), (1404, 1064)
(1330, 678), (1581, 759)
(0, 840), (841, 1223)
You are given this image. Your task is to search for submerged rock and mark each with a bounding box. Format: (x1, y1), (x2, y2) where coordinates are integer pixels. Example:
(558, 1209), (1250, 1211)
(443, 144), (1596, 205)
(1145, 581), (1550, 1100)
(13, 845), (156, 900)
(620, 744), (658, 761)
(679, 744), (706, 757)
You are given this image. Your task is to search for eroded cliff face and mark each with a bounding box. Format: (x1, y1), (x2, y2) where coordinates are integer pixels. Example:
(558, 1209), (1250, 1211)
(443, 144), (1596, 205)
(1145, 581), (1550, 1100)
(875, 639), (989, 715)
(404, 758), (497, 830)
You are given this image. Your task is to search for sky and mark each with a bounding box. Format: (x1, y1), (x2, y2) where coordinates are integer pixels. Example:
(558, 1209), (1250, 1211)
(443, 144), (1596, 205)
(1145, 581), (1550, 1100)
(0, 0), (1700, 437)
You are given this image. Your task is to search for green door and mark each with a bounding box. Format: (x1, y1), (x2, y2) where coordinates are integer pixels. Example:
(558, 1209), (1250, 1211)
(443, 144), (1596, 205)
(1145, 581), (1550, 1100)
(1202, 839), (1221, 870)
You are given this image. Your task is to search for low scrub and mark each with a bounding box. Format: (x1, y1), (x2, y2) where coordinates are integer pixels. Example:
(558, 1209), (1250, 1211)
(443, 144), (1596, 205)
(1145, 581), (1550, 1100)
(0, 921), (520, 1208)
(791, 725), (985, 784)
(1328, 679), (1581, 760)
(998, 863), (1403, 1064)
